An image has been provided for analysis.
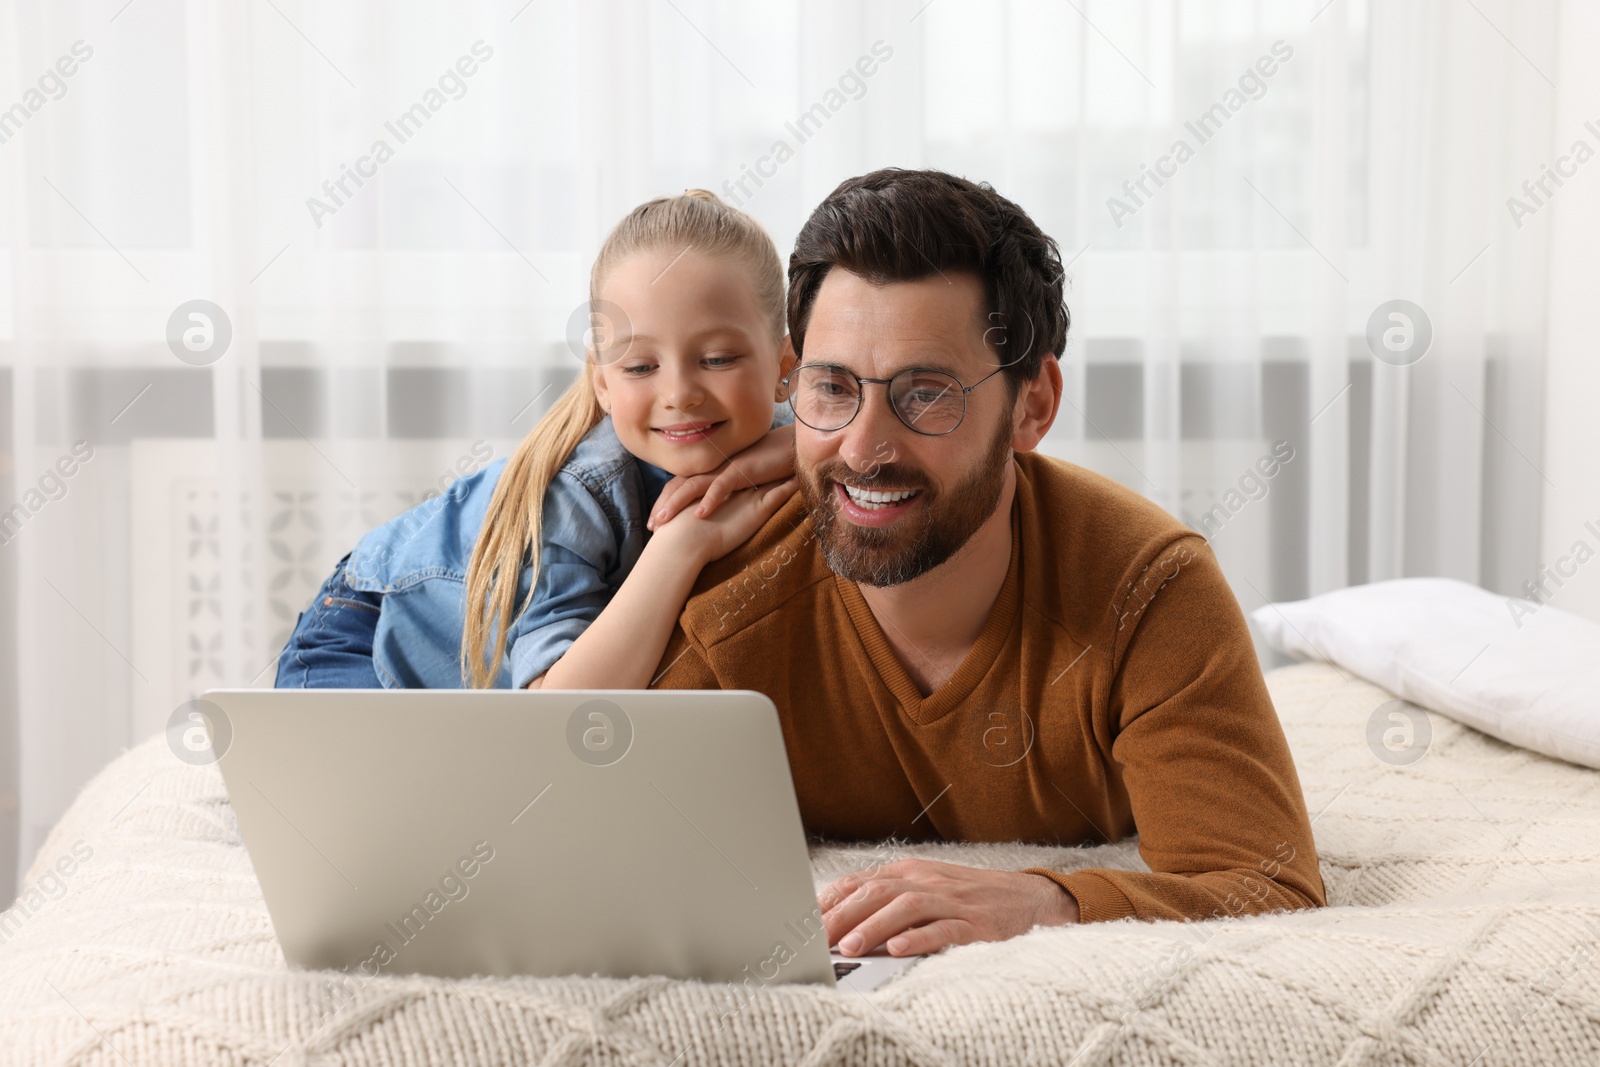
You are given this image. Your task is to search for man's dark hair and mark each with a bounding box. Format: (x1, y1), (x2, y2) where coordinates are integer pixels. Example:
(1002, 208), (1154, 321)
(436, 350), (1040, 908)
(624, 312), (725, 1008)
(787, 168), (1069, 396)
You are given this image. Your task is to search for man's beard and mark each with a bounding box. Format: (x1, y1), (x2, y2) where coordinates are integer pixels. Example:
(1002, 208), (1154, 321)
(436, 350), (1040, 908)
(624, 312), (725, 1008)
(799, 413), (1014, 588)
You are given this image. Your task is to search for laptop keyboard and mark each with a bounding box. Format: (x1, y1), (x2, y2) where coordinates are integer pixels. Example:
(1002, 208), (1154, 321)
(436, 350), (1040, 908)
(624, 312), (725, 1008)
(833, 961), (861, 978)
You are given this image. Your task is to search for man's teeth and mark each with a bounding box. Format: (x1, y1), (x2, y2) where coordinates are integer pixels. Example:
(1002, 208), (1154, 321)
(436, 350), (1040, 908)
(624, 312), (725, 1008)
(844, 484), (919, 509)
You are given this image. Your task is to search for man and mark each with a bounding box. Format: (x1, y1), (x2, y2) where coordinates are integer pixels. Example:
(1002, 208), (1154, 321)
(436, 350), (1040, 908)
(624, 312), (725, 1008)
(652, 169), (1325, 960)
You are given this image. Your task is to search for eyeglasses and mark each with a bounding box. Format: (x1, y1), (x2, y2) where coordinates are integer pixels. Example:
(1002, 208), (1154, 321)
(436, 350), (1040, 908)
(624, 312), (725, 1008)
(783, 362), (1007, 436)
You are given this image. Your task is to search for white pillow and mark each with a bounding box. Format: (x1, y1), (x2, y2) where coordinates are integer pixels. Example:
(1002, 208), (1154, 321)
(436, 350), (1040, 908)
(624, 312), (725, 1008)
(1250, 577), (1600, 770)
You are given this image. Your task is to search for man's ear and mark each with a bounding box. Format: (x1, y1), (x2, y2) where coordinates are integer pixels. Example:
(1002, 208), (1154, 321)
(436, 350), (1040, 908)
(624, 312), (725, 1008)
(776, 335), (798, 401)
(1010, 355), (1063, 453)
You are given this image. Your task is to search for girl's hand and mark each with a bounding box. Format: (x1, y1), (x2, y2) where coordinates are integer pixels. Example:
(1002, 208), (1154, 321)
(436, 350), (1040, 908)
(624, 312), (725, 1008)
(647, 423), (795, 531)
(653, 476), (799, 567)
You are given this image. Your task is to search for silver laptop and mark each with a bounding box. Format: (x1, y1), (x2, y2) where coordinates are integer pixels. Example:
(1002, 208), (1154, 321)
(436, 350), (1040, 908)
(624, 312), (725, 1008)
(198, 687), (923, 994)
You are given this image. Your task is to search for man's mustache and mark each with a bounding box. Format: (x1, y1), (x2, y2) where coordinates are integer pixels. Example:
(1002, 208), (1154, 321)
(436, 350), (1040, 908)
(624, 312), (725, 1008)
(813, 464), (930, 492)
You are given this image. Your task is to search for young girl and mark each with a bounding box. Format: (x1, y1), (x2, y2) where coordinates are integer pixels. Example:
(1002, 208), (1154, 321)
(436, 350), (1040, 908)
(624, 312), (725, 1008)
(276, 190), (797, 690)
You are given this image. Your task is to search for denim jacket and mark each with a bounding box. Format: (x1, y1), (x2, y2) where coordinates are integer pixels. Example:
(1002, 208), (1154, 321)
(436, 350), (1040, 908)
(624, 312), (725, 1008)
(341, 407), (792, 689)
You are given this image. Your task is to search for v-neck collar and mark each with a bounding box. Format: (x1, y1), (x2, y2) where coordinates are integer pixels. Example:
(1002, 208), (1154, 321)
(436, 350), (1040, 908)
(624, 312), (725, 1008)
(833, 491), (1022, 726)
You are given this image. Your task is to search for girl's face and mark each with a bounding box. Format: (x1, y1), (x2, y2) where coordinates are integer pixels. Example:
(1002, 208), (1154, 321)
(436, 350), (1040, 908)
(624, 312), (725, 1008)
(591, 249), (793, 476)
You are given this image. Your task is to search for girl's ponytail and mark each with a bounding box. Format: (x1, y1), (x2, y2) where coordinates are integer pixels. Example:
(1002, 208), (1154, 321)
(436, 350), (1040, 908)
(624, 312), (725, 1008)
(460, 373), (603, 688)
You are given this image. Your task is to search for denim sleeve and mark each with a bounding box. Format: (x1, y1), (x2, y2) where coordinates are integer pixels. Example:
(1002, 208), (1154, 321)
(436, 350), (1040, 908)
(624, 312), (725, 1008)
(507, 471), (621, 689)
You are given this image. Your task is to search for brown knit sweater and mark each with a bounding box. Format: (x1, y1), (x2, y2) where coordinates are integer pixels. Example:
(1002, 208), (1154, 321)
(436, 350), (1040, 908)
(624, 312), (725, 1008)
(651, 450), (1326, 924)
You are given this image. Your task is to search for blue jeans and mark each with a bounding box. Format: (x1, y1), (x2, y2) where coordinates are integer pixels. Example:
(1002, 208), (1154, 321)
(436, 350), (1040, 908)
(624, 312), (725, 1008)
(276, 552), (385, 688)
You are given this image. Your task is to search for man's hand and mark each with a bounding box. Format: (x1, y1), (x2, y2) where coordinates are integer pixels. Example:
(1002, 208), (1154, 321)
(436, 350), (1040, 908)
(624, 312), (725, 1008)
(820, 858), (1079, 958)
(647, 423), (794, 531)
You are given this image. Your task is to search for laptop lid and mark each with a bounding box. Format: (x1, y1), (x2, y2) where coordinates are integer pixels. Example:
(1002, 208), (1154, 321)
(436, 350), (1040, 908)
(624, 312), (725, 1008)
(201, 688), (837, 988)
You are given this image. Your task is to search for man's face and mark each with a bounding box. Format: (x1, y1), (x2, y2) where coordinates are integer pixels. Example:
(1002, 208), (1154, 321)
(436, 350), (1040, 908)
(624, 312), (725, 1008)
(793, 269), (1017, 587)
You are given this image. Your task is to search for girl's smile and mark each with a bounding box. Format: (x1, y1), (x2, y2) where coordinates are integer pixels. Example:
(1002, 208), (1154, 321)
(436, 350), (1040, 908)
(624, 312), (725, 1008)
(653, 419), (726, 443)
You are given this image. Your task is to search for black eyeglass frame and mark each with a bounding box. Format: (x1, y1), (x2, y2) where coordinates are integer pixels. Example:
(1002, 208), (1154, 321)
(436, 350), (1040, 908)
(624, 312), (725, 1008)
(782, 362), (1009, 436)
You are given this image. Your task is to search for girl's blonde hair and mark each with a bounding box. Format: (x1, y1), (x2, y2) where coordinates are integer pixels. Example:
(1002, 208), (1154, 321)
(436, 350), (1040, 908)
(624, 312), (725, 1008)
(459, 189), (786, 688)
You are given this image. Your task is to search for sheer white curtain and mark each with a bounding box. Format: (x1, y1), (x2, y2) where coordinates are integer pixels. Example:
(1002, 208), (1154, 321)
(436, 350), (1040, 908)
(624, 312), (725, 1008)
(0, 0), (1558, 903)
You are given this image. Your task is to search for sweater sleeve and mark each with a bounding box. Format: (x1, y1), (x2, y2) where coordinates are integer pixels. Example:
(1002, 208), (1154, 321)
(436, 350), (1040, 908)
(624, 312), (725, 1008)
(648, 624), (721, 690)
(1027, 535), (1325, 925)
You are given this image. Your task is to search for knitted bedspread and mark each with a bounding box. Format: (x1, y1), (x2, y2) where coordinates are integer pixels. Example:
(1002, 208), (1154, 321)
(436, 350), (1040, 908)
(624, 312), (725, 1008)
(2, 662), (1598, 1066)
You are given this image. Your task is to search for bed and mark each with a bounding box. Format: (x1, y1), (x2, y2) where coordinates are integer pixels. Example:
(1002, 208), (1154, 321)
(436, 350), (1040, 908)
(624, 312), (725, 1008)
(2, 660), (1598, 1065)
